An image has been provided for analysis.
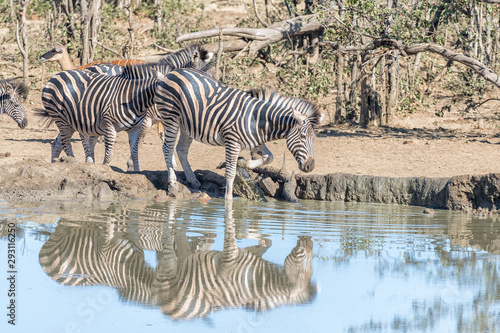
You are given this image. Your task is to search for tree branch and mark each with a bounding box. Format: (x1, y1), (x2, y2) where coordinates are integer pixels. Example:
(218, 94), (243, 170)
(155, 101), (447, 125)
(253, 0), (268, 28)
(321, 39), (500, 88)
(176, 14), (323, 56)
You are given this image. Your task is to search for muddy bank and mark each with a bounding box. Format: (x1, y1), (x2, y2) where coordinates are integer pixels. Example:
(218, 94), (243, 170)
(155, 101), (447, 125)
(289, 171), (500, 214)
(1, 158), (499, 213)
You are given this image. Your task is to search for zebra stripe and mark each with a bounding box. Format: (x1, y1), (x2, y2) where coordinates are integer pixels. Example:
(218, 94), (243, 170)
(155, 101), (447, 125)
(39, 45), (212, 169)
(153, 206), (316, 319)
(0, 79), (28, 129)
(154, 68), (324, 200)
(38, 221), (155, 305)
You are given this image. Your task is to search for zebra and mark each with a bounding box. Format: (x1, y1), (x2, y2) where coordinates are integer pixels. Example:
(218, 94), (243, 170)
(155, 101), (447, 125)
(38, 45), (213, 170)
(154, 68), (324, 200)
(153, 203), (316, 319)
(38, 219), (156, 305)
(0, 79), (28, 129)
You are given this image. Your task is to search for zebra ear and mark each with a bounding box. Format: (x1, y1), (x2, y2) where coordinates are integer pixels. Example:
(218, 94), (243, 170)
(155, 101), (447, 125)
(191, 50), (201, 63)
(205, 52), (214, 63)
(5, 84), (14, 95)
(318, 113), (325, 124)
(292, 109), (307, 125)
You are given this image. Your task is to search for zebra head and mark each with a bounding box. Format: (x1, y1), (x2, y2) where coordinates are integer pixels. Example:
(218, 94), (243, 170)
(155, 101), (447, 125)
(0, 79), (28, 129)
(285, 236), (317, 304)
(286, 109), (324, 173)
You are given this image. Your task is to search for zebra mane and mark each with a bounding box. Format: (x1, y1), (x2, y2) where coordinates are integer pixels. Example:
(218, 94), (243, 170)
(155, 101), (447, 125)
(0, 79), (29, 101)
(248, 86), (322, 127)
(164, 43), (212, 67)
(118, 43), (213, 80)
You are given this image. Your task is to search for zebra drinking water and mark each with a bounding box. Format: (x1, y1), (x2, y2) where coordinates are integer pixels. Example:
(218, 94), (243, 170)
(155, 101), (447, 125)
(0, 79), (28, 129)
(154, 68), (324, 200)
(38, 45), (213, 170)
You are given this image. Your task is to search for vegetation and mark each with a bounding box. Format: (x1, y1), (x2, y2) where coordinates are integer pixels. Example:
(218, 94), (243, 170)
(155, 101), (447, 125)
(0, 0), (499, 127)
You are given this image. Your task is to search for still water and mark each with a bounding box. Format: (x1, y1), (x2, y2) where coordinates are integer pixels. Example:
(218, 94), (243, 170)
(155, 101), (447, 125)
(0, 198), (499, 332)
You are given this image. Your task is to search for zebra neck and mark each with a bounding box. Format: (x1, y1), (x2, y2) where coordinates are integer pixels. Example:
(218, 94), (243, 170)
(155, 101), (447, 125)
(125, 80), (158, 114)
(258, 106), (294, 142)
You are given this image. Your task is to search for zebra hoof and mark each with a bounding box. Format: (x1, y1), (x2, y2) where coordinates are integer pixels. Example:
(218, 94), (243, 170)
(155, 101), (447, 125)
(188, 179), (201, 190)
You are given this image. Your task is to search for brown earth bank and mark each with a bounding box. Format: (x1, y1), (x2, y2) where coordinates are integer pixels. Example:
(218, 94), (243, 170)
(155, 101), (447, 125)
(2, 105), (500, 213)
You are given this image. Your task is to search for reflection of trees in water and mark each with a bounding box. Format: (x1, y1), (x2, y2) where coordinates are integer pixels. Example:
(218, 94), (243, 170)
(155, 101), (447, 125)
(349, 257), (500, 332)
(38, 201), (316, 319)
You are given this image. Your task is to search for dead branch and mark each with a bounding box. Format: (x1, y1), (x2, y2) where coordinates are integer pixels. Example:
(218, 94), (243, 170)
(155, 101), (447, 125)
(253, 0), (268, 28)
(177, 14), (323, 56)
(321, 39), (500, 88)
(179, 12), (500, 88)
(153, 44), (177, 53)
(215, 28), (223, 80)
(95, 41), (124, 58)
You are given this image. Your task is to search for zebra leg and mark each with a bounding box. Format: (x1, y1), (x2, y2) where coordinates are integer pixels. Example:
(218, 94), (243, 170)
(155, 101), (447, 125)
(54, 122), (75, 161)
(162, 123), (180, 189)
(246, 144), (274, 169)
(51, 134), (64, 163)
(79, 133), (97, 163)
(87, 136), (98, 164)
(102, 121), (117, 166)
(126, 119), (148, 172)
(176, 128), (201, 189)
(224, 141), (241, 200)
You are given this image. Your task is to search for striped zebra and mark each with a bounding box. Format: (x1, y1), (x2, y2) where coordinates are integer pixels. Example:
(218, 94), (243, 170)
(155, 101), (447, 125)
(154, 68), (324, 200)
(39, 45), (213, 170)
(153, 204), (316, 319)
(0, 79), (28, 129)
(38, 220), (156, 305)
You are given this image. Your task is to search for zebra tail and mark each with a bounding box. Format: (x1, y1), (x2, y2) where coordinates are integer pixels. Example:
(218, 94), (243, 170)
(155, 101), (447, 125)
(33, 108), (56, 128)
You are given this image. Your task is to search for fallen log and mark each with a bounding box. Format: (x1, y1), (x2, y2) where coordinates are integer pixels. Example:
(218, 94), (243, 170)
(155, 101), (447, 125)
(176, 14), (323, 56)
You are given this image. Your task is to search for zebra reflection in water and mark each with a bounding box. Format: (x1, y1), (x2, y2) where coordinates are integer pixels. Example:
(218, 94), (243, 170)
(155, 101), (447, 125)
(38, 202), (316, 318)
(153, 202), (317, 319)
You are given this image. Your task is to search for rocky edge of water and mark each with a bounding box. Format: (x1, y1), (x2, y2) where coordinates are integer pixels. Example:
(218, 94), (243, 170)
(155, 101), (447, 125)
(0, 158), (499, 214)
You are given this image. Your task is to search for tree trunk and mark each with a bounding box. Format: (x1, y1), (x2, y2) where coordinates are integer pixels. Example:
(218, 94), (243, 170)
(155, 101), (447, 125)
(485, 4), (492, 65)
(127, 4), (135, 57)
(347, 55), (360, 122)
(387, 51), (399, 121)
(370, 67), (380, 126)
(11, 0), (31, 86)
(81, 0), (101, 64)
(380, 55), (388, 126)
(359, 53), (371, 127)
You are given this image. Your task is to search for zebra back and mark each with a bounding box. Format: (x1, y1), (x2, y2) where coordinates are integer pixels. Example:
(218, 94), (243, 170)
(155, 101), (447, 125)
(248, 86), (323, 127)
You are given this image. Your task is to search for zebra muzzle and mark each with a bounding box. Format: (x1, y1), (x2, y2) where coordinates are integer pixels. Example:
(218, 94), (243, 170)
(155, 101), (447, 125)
(299, 156), (315, 173)
(19, 117), (28, 129)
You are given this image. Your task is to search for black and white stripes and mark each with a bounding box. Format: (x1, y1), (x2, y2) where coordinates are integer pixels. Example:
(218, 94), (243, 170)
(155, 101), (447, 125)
(154, 68), (324, 200)
(38, 44), (213, 170)
(0, 79), (28, 129)
(153, 206), (316, 319)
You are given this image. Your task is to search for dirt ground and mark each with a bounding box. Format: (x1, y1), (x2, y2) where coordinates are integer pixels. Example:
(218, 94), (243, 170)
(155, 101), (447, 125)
(1, 0), (500, 192)
(1, 96), (500, 181)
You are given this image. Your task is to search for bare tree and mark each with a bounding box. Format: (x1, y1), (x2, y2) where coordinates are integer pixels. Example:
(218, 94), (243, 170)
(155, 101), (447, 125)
(81, 0), (102, 65)
(10, 0), (32, 86)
